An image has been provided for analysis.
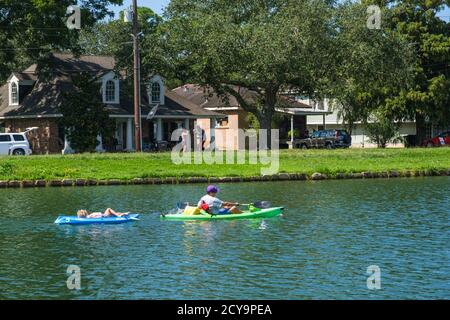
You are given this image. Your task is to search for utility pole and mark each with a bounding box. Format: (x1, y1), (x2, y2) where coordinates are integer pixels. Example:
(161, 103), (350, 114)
(132, 0), (141, 152)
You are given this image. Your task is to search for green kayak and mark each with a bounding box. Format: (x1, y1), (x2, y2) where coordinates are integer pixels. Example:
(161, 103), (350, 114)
(161, 207), (284, 221)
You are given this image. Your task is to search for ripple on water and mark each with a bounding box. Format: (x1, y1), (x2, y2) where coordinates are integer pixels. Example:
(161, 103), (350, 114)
(0, 178), (449, 299)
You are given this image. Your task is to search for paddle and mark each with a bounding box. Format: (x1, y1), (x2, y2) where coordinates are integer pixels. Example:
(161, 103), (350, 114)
(240, 201), (272, 209)
(176, 202), (189, 210)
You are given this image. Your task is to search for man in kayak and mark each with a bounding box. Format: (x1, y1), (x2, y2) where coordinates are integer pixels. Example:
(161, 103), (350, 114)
(77, 208), (130, 219)
(198, 185), (242, 215)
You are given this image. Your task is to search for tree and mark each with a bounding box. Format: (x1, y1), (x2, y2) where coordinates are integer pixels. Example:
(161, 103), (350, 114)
(59, 73), (115, 153)
(329, 1), (416, 135)
(0, 0), (123, 82)
(79, 7), (162, 75)
(379, 0), (450, 143)
(155, 0), (336, 145)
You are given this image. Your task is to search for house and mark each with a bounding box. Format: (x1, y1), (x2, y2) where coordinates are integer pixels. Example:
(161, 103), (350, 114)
(0, 53), (224, 154)
(303, 98), (447, 148)
(173, 84), (331, 150)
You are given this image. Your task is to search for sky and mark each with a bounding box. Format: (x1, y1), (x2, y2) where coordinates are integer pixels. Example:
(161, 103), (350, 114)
(108, 1), (449, 20)
(110, 0), (170, 17)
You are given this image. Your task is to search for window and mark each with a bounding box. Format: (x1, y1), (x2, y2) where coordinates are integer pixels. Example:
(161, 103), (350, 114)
(151, 82), (161, 103)
(214, 118), (229, 128)
(105, 80), (115, 102)
(11, 82), (18, 104)
(13, 134), (25, 141)
(0, 135), (11, 142)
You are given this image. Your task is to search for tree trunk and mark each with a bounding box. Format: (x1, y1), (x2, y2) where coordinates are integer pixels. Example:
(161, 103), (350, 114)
(258, 88), (278, 150)
(415, 112), (426, 146)
(258, 111), (274, 150)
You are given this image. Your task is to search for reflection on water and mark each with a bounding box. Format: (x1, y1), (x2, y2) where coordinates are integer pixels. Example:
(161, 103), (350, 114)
(0, 177), (449, 299)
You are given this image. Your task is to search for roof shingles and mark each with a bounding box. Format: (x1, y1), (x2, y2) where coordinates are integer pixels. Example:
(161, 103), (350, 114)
(0, 53), (223, 119)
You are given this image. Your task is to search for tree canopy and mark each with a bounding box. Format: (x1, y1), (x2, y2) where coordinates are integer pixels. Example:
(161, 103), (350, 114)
(328, 1), (417, 134)
(381, 0), (450, 141)
(79, 6), (162, 75)
(0, 0), (123, 82)
(156, 0), (337, 137)
(151, 0), (420, 143)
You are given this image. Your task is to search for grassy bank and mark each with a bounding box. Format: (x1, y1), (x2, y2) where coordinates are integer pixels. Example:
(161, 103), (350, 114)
(0, 148), (450, 182)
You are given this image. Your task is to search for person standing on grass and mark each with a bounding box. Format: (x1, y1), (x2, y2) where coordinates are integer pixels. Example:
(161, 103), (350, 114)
(181, 125), (189, 152)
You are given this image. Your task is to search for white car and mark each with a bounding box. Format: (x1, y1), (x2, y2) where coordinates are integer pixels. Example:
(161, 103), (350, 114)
(0, 131), (33, 156)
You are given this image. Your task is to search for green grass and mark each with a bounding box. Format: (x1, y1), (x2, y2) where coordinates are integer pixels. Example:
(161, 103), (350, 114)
(0, 148), (449, 181)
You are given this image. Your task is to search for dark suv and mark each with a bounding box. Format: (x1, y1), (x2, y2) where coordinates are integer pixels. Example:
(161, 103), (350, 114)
(296, 129), (352, 149)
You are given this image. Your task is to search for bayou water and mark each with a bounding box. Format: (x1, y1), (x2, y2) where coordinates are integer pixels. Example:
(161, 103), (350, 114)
(0, 177), (448, 299)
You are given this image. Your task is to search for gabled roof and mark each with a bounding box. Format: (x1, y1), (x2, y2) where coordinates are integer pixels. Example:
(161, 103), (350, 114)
(0, 53), (223, 120)
(172, 84), (257, 110)
(172, 84), (313, 111)
(153, 91), (225, 118)
(49, 53), (115, 75)
(8, 72), (37, 82)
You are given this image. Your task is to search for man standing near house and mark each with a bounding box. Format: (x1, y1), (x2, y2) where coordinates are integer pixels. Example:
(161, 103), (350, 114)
(201, 128), (207, 151)
(194, 125), (207, 151)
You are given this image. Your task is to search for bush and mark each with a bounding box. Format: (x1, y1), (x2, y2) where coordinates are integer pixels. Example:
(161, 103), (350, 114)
(365, 117), (403, 148)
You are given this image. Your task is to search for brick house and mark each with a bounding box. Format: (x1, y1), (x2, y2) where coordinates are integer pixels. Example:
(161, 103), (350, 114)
(173, 84), (331, 149)
(0, 53), (223, 154)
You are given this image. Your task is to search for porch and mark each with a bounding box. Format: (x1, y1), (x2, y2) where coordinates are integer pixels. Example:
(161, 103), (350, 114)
(276, 107), (332, 149)
(111, 117), (198, 152)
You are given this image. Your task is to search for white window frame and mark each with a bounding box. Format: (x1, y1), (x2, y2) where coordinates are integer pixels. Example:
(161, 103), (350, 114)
(148, 75), (165, 105)
(151, 82), (161, 103)
(9, 80), (19, 106)
(101, 72), (119, 104)
(105, 80), (116, 103)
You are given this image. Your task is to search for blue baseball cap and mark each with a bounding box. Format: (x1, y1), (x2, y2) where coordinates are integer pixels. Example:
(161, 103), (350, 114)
(206, 185), (219, 193)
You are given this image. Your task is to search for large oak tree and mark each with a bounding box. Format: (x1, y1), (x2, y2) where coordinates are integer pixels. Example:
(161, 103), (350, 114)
(156, 0), (336, 144)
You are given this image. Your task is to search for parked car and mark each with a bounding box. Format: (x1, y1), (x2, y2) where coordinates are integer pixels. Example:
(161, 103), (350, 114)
(0, 132), (33, 155)
(296, 129), (352, 149)
(422, 131), (450, 147)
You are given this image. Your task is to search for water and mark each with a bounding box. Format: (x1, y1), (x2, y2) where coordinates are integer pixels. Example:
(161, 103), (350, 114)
(0, 178), (448, 299)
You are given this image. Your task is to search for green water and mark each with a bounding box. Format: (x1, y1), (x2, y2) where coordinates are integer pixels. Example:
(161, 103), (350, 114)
(0, 178), (448, 299)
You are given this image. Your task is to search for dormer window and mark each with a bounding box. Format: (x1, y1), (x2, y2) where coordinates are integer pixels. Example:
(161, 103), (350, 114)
(10, 82), (19, 105)
(151, 82), (161, 103)
(105, 80), (115, 102)
(148, 75), (165, 105)
(101, 72), (119, 104)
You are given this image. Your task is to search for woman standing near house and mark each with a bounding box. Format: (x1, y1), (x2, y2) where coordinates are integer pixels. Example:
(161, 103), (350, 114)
(181, 126), (189, 152)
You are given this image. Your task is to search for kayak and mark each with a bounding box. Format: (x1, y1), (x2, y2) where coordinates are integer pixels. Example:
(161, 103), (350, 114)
(161, 207), (284, 221)
(54, 214), (140, 225)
